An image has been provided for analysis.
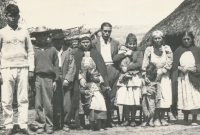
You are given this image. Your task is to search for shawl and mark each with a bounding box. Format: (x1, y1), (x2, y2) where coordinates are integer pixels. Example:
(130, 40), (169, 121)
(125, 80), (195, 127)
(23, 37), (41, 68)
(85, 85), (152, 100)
(171, 45), (200, 116)
(72, 48), (109, 109)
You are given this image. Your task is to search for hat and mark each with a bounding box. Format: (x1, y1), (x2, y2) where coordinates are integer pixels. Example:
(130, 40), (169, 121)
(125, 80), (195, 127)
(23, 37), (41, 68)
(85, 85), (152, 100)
(31, 26), (49, 37)
(51, 29), (65, 40)
(78, 34), (91, 42)
(152, 30), (164, 37)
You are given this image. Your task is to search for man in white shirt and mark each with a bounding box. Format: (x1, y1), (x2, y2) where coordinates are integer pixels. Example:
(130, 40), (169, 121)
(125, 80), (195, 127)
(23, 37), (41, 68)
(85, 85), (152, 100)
(92, 22), (120, 127)
(51, 30), (76, 132)
(0, 4), (34, 135)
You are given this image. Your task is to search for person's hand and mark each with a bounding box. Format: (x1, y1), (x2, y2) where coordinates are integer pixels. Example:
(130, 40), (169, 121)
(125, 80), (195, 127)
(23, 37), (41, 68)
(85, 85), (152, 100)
(105, 86), (111, 91)
(28, 71), (34, 82)
(125, 50), (133, 56)
(178, 66), (187, 73)
(85, 90), (90, 95)
(156, 74), (162, 82)
(53, 81), (57, 91)
(188, 67), (196, 73)
(0, 73), (3, 85)
(144, 75), (150, 83)
(80, 78), (86, 87)
(147, 86), (156, 95)
(122, 67), (127, 73)
(63, 79), (69, 87)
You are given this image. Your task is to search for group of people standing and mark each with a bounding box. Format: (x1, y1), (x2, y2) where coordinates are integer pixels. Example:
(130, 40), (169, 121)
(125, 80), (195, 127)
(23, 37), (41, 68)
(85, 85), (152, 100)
(0, 4), (200, 135)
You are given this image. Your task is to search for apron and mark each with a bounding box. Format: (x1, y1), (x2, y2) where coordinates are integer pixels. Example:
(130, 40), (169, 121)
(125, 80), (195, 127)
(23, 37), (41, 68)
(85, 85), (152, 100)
(150, 46), (172, 108)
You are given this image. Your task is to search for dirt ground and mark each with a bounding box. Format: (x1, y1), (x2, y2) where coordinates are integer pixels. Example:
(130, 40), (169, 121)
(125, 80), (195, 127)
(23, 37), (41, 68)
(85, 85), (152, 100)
(1, 110), (200, 135)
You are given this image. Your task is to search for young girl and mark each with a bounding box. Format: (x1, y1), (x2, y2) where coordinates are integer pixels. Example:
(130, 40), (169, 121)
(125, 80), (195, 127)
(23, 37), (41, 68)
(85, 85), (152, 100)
(80, 68), (108, 131)
(115, 33), (143, 127)
(141, 63), (161, 127)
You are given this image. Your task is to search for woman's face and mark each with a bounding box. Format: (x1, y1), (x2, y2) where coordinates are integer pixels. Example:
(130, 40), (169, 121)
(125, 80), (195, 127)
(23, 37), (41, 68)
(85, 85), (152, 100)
(182, 35), (192, 47)
(127, 41), (137, 51)
(153, 35), (163, 47)
(80, 39), (91, 51)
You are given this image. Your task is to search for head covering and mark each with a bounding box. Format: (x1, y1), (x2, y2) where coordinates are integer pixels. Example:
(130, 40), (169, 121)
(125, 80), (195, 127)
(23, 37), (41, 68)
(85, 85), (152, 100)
(125, 33), (137, 45)
(31, 26), (49, 37)
(152, 30), (164, 37)
(51, 29), (65, 40)
(78, 34), (91, 42)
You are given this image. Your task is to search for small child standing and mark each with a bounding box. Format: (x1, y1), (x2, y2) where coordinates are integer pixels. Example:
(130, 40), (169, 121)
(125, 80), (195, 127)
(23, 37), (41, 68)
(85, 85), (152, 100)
(141, 62), (161, 127)
(80, 68), (108, 131)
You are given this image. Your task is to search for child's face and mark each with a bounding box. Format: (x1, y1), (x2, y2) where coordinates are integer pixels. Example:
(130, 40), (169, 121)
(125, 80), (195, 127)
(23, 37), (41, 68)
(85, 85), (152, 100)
(146, 69), (156, 81)
(90, 69), (100, 83)
(127, 41), (137, 51)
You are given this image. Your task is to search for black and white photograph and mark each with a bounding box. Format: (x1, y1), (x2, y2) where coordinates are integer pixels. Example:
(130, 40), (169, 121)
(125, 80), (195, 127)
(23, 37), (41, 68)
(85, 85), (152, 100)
(0, 0), (200, 134)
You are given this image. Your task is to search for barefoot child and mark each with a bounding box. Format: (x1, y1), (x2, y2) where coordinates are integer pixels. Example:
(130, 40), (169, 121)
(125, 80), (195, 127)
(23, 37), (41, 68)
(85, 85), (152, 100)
(141, 62), (161, 127)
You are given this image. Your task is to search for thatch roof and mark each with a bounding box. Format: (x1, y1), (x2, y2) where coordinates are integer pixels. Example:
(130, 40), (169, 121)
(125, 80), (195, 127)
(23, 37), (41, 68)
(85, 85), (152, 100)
(139, 0), (200, 52)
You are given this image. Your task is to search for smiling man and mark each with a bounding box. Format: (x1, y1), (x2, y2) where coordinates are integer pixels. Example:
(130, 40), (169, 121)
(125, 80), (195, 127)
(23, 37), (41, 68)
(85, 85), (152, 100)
(0, 4), (34, 135)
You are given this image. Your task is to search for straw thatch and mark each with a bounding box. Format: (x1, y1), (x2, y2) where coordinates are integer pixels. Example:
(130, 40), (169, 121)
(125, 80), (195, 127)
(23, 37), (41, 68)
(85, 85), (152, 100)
(139, 0), (200, 52)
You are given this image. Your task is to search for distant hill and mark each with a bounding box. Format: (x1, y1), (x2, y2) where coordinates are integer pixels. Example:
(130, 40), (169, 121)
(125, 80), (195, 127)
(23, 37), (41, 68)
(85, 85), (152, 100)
(90, 24), (153, 45)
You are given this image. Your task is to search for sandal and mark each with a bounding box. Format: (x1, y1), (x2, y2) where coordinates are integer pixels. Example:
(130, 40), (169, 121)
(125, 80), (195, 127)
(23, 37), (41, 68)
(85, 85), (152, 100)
(154, 119), (161, 127)
(141, 122), (147, 127)
(191, 123), (198, 126)
(161, 119), (169, 126)
(121, 121), (129, 126)
(130, 121), (136, 127)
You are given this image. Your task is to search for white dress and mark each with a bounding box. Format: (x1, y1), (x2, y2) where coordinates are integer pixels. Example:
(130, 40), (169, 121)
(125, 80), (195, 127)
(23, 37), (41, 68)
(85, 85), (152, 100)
(178, 51), (200, 110)
(150, 47), (172, 108)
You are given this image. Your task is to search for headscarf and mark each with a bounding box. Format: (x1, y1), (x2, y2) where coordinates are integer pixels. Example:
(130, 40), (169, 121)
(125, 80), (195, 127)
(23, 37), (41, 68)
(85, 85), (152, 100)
(152, 30), (163, 38)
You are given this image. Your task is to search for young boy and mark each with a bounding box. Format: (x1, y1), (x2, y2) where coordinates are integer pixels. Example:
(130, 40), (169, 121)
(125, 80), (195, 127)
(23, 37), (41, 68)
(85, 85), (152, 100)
(141, 62), (161, 127)
(32, 26), (59, 134)
(0, 4), (34, 135)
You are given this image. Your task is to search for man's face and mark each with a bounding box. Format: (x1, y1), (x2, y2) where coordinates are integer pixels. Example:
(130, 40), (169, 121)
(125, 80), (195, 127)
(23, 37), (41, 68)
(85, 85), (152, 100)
(6, 13), (20, 26)
(35, 33), (48, 45)
(102, 26), (112, 40)
(52, 38), (64, 49)
(80, 39), (91, 51)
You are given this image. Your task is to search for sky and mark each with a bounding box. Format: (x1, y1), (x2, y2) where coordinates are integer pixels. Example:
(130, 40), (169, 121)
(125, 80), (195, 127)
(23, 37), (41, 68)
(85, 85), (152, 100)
(16, 0), (184, 29)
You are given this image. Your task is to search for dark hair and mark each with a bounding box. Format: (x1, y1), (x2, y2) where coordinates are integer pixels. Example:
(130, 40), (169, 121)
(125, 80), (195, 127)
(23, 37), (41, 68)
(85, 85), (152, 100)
(146, 62), (157, 81)
(180, 31), (195, 46)
(5, 4), (19, 16)
(86, 69), (92, 82)
(125, 33), (137, 45)
(101, 22), (112, 30)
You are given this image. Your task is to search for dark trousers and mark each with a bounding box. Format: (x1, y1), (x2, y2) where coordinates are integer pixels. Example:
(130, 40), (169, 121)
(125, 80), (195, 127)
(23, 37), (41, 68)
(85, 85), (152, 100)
(62, 85), (72, 127)
(53, 78), (62, 129)
(105, 65), (119, 121)
(35, 74), (54, 130)
(53, 75), (72, 129)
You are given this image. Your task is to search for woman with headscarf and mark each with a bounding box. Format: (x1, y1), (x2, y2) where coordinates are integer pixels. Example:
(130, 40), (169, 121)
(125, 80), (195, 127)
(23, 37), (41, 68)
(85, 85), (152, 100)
(72, 34), (110, 130)
(113, 33), (143, 127)
(172, 31), (200, 126)
(142, 30), (173, 126)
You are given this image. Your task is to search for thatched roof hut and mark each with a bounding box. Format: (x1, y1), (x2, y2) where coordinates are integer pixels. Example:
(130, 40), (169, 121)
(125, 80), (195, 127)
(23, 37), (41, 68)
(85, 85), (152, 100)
(139, 0), (200, 52)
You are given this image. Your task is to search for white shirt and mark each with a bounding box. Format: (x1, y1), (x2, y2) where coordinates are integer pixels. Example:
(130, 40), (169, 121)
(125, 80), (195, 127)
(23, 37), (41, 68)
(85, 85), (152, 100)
(56, 46), (63, 67)
(100, 37), (113, 65)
